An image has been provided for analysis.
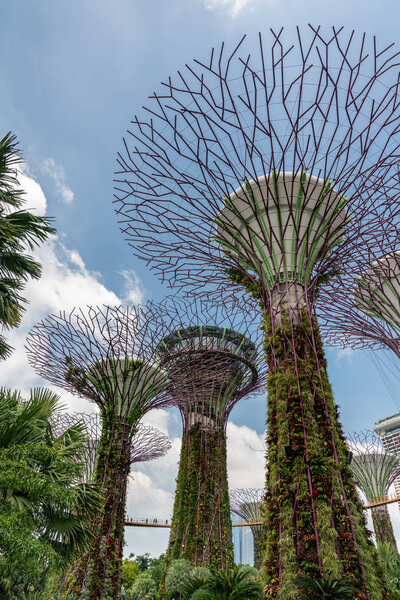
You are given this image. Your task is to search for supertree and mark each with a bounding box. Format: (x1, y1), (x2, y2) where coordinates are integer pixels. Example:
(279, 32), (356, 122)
(25, 305), (173, 600)
(230, 488), (264, 569)
(153, 297), (265, 573)
(113, 26), (400, 599)
(347, 431), (400, 550)
(51, 412), (171, 483)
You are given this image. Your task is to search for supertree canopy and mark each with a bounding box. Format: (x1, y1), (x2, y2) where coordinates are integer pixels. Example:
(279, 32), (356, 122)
(154, 297), (265, 573)
(113, 26), (400, 599)
(25, 305), (172, 600)
(347, 431), (400, 550)
(230, 488), (264, 569)
(51, 412), (171, 483)
(319, 247), (400, 357)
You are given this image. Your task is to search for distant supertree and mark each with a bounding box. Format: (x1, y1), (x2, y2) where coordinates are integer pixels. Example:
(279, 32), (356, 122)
(113, 26), (400, 599)
(25, 305), (172, 600)
(51, 412), (171, 483)
(230, 488), (264, 569)
(154, 297), (265, 574)
(347, 431), (400, 550)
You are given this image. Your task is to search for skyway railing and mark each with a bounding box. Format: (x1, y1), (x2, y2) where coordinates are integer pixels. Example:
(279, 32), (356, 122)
(125, 494), (400, 528)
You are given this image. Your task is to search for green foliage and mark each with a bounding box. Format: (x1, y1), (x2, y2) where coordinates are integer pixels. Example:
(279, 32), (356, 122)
(165, 559), (193, 599)
(294, 573), (360, 599)
(0, 387), (99, 598)
(122, 558), (140, 588)
(63, 413), (135, 599)
(0, 131), (55, 359)
(166, 424), (233, 571)
(130, 571), (158, 599)
(262, 310), (388, 599)
(178, 564), (262, 600)
(376, 542), (400, 599)
(225, 267), (262, 301)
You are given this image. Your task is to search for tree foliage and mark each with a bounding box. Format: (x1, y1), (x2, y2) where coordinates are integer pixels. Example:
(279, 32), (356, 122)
(294, 573), (360, 599)
(0, 387), (99, 596)
(0, 132), (55, 359)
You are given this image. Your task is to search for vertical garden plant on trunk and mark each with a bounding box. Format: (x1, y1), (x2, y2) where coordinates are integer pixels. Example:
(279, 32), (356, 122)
(113, 27), (400, 599)
(25, 305), (173, 600)
(154, 297), (266, 574)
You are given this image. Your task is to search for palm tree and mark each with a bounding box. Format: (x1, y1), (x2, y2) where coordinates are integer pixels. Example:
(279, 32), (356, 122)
(0, 387), (100, 596)
(181, 565), (262, 600)
(0, 131), (55, 358)
(294, 574), (360, 599)
(377, 542), (400, 599)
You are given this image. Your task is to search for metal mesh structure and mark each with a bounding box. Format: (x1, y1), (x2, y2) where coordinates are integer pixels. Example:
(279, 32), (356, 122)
(153, 297), (265, 573)
(347, 431), (400, 550)
(51, 412), (171, 483)
(319, 246), (400, 355)
(230, 488), (264, 569)
(112, 26), (400, 599)
(114, 26), (400, 311)
(25, 304), (173, 600)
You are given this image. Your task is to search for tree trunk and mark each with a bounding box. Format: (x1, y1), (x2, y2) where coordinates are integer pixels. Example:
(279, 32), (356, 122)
(262, 310), (388, 600)
(372, 505), (397, 550)
(63, 416), (133, 600)
(166, 422), (233, 570)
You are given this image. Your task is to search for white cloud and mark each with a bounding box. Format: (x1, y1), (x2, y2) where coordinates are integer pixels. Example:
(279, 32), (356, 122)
(200, 0), (259, 17)
(335, 347), (354, 364)
(120, 268), (146, 305)
(227, 421), (265, 489)
(0, 172), (144, 407)
(41, 157), (74, 204)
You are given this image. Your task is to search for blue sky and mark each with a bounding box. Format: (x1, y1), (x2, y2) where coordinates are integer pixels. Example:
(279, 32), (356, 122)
(1, 0), (400, 557)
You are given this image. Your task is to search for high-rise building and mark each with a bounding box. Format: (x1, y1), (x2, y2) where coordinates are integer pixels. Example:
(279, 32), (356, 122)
(232, 514), (254, 566)
(374, 413), (400, 504)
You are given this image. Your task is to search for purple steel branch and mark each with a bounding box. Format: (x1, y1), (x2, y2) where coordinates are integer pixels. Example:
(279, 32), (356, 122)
(51, 412), (171, 482)
(114, 26), (400, 305)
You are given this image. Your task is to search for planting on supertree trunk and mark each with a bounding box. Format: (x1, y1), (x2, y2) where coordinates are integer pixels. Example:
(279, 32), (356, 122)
(230, 488), (264, 569)
(25, 305), (173, 600)
(153, 297), (266, 576)
(113, 26), (400, 599)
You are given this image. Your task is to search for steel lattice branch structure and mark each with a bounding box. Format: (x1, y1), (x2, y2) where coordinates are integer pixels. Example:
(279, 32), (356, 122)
(112, 26), (400, 599)
(318, 244), (400, 356)
(347, 431), (400, 550)
(51, 412), (171, 483)
(229, 488), (264, 568)
(153, 297), (265, 576)
(25, 305), (173, 600)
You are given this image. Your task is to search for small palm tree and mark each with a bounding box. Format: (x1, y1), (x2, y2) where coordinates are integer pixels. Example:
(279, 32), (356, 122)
(184, 564), (262, 600)
(294, 573), (360, 599)
(0, 387), (100, 595)
(0, 131), (55, 358)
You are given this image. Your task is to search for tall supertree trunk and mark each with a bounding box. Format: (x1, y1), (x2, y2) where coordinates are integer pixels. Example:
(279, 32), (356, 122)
(371, 505), (397, 550)
(167, 422), (233, 570)
(64, 415), (133, 600)
(252, 528), (263, 570)
(262, 310), (388, 600)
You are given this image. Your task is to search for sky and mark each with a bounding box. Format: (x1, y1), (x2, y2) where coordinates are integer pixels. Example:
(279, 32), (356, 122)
(2, 0), (400, 558)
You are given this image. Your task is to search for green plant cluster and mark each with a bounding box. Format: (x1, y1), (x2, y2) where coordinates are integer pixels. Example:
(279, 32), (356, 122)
(371, 507), (398, 549)
(262, 311), (388, 600)
(64, 412), (135, 599)
(225, 267), (262, 302)
(164, 560), (262, 600)
(376, 543), (400, 599)
(0, 387), (99, 599)
(164, 422), (234, 579)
